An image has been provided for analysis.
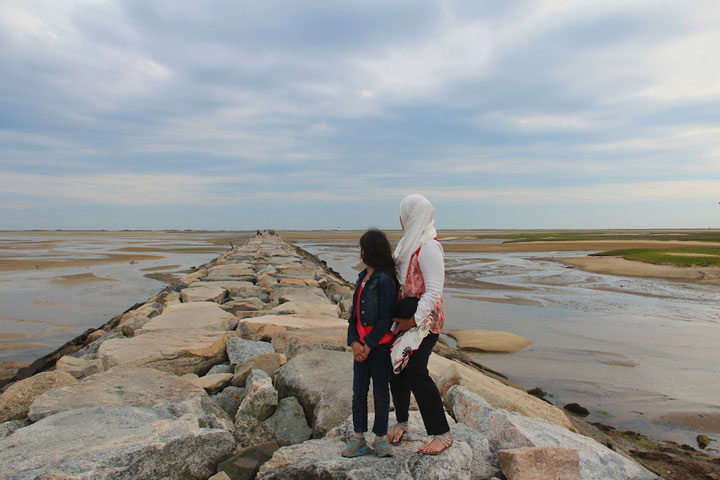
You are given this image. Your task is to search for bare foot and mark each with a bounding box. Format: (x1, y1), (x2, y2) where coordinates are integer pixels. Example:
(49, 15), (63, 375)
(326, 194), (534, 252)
(418, 436), (451, 454)
(388, 424), (405, 445)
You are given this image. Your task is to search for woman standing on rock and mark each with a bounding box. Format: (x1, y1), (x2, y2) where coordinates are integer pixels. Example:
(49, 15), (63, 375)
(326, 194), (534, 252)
(342, 229), (398, 458)
(388, 194), (453, 455)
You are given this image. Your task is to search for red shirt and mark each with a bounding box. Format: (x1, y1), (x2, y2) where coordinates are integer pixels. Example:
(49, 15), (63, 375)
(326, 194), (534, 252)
(355, 281), (394, 345)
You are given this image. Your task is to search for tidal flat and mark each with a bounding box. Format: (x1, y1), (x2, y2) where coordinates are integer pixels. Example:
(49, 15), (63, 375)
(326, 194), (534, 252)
(296, 234), (720, 451)
(0, 231), (251, 364)
(1, 229), (719, 453)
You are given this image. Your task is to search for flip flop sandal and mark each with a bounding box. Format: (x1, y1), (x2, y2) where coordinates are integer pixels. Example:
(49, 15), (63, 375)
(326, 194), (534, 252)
(419, 432), (453, 455)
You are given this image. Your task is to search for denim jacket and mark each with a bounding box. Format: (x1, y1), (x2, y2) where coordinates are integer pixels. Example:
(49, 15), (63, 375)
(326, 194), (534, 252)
(347, 269), (398, 349)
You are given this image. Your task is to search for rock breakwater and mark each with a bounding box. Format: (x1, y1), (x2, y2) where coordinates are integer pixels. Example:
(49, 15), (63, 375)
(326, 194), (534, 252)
(0, 234), (658, 479)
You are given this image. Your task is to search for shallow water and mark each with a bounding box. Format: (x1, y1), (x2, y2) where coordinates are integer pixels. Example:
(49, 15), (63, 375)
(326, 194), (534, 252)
(298, 240), (720, 448)
(0, 231), (248, 362)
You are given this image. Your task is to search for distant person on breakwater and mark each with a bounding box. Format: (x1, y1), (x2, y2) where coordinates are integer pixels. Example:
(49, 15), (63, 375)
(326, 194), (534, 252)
(342, 229), (398, 458)
(388, 194), (453, 455)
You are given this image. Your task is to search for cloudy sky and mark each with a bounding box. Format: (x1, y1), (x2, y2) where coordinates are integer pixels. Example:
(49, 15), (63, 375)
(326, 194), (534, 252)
(1, 0), (719, 230)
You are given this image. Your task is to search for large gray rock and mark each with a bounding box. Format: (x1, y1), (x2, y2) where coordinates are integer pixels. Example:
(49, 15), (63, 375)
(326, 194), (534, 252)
(28, 366), (232, 429)
(0, 371), (77, 423)
(232, 353), (287, 386)
(70, 330), (124, 359)
(498, 446), (581, 480)
(206, 263), (255, 281)
(257, 411), (473, 480)
(275, 263), (317, 278)
(264, 396), (312, 445)
(221, 297), (267, 314)
(117, 301), (163, 329)
(226, 337), (275, 365)
(271, 301), (339, 317)
(256, 275), (278, 288)
(180, 284), (227, 303)
(432, 356), (576, 431)
(241, 314), (347, 330)
(212, 386), (246, 417)
(199, 279), (254, 291)
(238, 369), (278, 421)
(98, 328), (234, 375)
(0, 419), (30, 439)
(274, 349), (360, 437)
(448, 386), (657, 480)
(234, 412), (278, 448)
(218, 441), (280, 480)
(271, 286), (328, 303)
(208, 363), (233, 375)
(270, 326), (347, 359)
(209, 472), (231, 480)
(55, 354), (103, 378)
(139, 301), (237, 332)
(0, 405), (235, 479)
(186, 373), (233, 394)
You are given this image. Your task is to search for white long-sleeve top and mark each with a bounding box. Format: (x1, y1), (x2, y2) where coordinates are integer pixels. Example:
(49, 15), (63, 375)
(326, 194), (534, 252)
(412, 239), (444, 325)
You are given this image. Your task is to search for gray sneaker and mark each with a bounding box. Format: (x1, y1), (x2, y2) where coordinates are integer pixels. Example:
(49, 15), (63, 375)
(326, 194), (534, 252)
(342, 437), (370, 458)
(374, 438), (393, 457)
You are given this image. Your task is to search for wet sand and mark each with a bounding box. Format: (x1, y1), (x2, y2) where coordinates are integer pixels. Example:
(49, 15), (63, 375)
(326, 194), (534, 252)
(441, 239), (720, 253)
(51, 273), (120, 286)
(0, 254), (164, 272)
(556, 256), (720, 285)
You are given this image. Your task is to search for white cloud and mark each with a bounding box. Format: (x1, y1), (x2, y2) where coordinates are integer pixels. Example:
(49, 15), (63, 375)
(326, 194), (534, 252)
(0, 172), (264, 206)
(1, 0), (719, 228)
(415, 179), (720, 205)
(477, 112), (605, 133)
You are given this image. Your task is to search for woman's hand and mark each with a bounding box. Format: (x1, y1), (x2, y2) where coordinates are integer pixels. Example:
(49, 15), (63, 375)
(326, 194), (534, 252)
(393, 317), (417, 333)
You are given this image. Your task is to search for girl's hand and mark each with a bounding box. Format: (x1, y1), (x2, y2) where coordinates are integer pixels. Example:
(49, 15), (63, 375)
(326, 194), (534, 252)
(352, 342), (367, 362)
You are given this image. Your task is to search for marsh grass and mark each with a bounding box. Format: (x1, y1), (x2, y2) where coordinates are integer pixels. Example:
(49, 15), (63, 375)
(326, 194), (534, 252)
(591, 248), (720, 267)
(467, 231), (720, 243)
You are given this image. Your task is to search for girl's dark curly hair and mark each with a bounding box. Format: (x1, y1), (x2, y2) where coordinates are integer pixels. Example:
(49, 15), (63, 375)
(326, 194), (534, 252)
(360, 228), (397, 281)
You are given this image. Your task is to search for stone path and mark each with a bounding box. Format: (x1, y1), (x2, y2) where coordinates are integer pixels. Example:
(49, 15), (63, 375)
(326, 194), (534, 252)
(0, 234), (658, 480)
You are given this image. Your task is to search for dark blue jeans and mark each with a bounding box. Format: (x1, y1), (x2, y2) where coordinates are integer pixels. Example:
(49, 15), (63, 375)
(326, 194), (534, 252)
(352, 343), (391, 436)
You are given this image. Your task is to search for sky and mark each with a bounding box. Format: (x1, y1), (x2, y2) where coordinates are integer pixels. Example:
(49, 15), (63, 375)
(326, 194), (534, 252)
(1, 0), (719, 230)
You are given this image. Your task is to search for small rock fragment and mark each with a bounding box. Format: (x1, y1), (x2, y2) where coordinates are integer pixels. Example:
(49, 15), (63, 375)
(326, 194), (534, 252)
(563, 403), (590, 417)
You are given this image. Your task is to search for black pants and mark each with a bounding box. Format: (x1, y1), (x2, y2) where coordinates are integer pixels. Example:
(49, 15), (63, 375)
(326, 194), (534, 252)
(352, 343), (391, 436)
(390, 333), (450, 436)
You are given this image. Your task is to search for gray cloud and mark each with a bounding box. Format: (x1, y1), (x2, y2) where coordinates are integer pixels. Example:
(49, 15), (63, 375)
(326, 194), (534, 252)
(1, 0), (719, 228)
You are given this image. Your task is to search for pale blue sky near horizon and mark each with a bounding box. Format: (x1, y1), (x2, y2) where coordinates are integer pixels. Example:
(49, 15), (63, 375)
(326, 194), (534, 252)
(1, 1), (719, 230)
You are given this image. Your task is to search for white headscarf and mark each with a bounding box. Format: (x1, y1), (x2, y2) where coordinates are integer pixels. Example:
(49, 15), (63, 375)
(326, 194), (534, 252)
(393, 194), (437, 285)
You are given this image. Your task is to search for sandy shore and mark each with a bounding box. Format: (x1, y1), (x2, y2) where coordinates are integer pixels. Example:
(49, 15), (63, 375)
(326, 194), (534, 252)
(0, 254), (164, 272)
(442, 239), (720, 253)
(557, 256), (720, 285)
(51, 273), (120, 286)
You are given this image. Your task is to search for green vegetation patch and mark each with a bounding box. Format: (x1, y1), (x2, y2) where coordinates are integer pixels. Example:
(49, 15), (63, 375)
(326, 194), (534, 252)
(591, 248), (720, 267)
(629, 438), (659, 449)
(467, 231), (720, 243)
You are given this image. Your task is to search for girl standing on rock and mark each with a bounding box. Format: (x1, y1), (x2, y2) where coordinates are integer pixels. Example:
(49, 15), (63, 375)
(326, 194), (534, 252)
(388, 194), (453, 455)
(342, 229), (398, 458)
